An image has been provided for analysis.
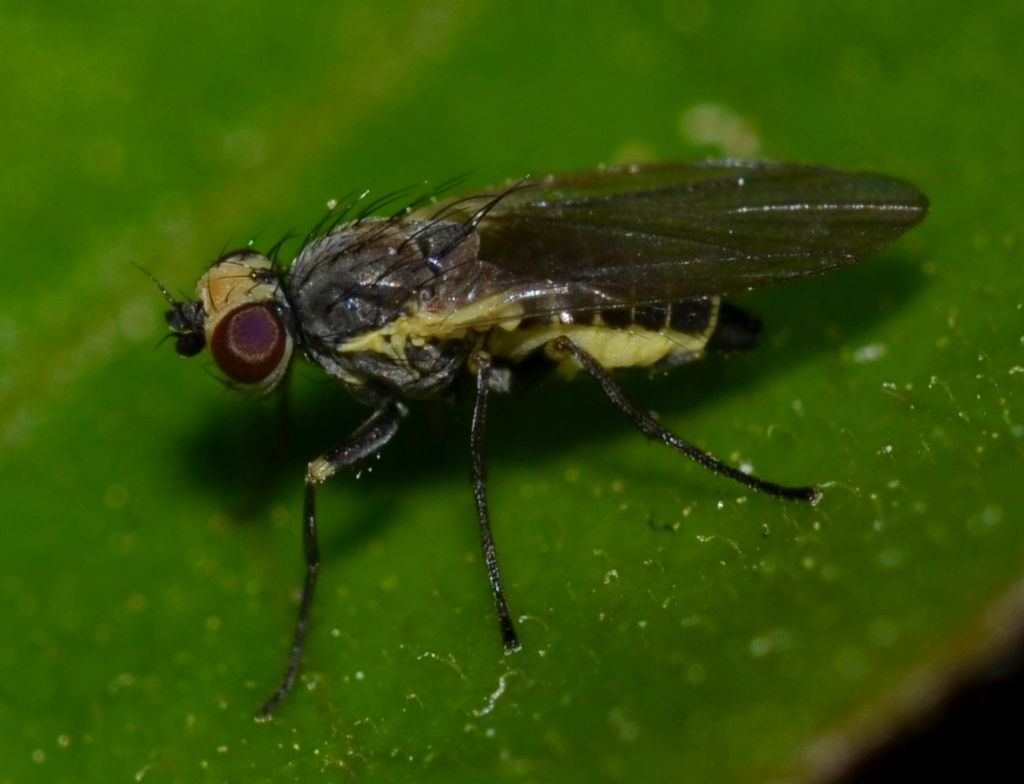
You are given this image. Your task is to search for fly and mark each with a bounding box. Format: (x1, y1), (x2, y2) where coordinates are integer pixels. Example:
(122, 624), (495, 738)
(156, 160), (928, 718)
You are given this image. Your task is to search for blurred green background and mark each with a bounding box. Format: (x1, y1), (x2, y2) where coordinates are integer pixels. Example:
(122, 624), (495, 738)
(1, 2), (1022, 782)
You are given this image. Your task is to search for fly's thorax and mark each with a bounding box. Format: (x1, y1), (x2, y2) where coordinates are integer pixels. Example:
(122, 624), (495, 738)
(192, 251), (295, 395)
(288, 217), (483, 396)
(289, 218), (480, 342)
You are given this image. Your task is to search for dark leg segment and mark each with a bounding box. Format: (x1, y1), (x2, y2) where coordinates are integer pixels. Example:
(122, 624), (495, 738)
(471, 353), (521, 652)
(257, 402), (403, 720)
(553, 337), (819, 502)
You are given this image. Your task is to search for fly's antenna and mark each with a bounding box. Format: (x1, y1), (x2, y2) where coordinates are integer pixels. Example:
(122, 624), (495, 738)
(132, 261), (179, 306)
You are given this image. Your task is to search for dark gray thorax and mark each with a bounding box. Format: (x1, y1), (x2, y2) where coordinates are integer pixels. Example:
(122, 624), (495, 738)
(287, 217), (482, 400)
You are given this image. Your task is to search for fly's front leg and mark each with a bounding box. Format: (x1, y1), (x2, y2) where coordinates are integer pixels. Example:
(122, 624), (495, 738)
(256, 402), (404, 720)
(471, 352), (521, 652)
(551, 337), (820, 502)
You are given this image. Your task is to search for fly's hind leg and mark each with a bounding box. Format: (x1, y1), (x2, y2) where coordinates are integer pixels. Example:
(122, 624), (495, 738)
(256, 401), (404, 720)
(550, 336), (820, 503)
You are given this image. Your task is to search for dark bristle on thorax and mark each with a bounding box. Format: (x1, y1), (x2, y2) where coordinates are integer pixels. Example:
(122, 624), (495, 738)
(708, 301), (761, 351)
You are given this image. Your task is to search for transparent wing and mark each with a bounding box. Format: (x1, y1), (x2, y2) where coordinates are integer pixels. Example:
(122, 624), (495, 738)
(416, 160), (928, 320)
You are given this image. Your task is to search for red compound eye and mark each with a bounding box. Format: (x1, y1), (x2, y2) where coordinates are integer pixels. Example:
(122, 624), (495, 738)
(210, 303), (286, 383)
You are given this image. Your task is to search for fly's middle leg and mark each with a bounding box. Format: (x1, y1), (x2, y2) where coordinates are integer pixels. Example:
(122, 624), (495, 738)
(256, 402), (404, 720)
(471, 351), (522, 653)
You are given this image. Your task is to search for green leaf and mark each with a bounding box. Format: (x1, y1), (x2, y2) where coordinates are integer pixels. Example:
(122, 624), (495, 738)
(2, 2), (1021, 782)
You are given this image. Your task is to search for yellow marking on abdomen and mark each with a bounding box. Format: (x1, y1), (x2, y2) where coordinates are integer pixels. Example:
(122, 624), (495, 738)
(487, 308), (718, 375)
(335, 295), (721, 377)
(486, 325), (703, 373)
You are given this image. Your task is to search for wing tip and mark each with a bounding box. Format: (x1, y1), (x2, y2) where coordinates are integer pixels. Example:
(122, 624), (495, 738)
(873, 174), (929, 230)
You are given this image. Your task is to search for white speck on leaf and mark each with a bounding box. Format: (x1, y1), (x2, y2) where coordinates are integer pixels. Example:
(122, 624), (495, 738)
(853, 343), (888, 363)
(474, 673), (513, 717)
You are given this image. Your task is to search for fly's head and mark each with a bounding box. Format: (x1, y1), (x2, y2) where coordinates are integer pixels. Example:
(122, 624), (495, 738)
(165, 251), (295, 396)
